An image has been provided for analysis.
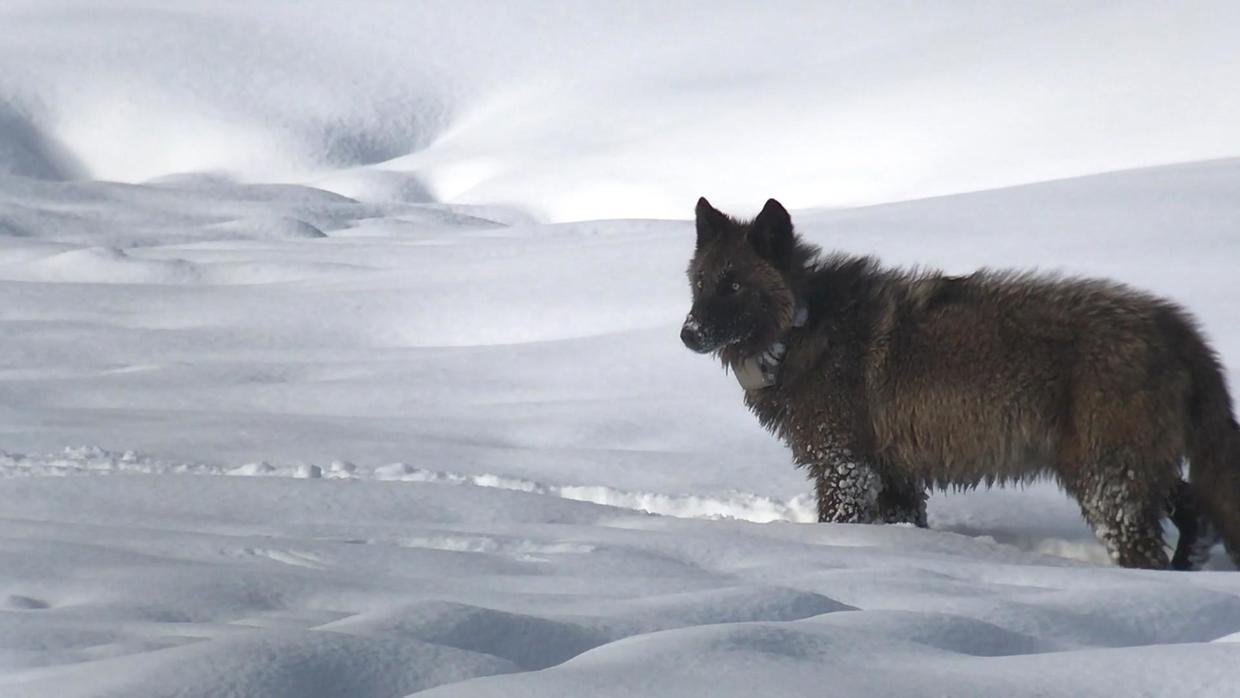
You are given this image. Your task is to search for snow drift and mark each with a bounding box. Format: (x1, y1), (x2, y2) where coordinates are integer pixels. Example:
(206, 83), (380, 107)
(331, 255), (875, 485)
(2, 1), (1239, 219)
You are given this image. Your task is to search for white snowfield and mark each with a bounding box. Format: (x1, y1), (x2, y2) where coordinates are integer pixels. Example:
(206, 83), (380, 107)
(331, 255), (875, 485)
(4, 2), (1240, 697)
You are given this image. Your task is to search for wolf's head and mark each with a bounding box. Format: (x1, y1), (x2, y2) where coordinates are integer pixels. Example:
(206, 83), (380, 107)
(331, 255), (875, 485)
(681, 197), (807, 360)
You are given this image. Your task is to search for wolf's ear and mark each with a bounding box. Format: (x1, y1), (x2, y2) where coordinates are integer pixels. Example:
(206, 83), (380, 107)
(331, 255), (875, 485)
(749, 198), (794, 262)
(695, 197), (728, 247)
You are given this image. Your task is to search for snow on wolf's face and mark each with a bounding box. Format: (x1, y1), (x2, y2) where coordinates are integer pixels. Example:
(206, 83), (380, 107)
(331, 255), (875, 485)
(681, 198), (797, 358)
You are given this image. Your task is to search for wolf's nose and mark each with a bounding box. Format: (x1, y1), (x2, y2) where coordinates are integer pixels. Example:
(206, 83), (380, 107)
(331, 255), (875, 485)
(680, 324), (701, 347)
(680, 319), (706, 352)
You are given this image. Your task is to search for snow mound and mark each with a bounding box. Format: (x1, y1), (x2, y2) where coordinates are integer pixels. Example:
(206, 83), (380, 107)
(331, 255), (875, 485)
(207, 216), (327, 240)
(321, 601), (612, 670)
(5, 247), (203, 285)
(312, 170), (437, 204)
(0, 175), (371, 248)
(2, 628), (518, 698)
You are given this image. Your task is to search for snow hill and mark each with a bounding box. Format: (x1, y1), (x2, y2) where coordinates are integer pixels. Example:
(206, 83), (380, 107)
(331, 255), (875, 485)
(3, 2), (1240, 696)
(2, 1), (1239, 219)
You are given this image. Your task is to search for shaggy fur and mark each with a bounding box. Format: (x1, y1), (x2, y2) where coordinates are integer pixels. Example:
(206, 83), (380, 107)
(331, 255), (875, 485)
(681, 197), (1240, 570)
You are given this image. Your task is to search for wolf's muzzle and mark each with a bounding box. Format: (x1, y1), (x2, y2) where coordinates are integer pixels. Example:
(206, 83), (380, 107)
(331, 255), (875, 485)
(680, 315), (711, 353)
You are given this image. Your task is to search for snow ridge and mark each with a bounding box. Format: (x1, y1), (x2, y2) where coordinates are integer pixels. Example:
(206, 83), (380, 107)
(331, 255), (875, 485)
(0, 446), (816, 523)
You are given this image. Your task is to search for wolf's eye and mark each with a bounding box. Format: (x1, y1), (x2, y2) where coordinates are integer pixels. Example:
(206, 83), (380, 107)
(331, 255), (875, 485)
(730, 281), (742, 292)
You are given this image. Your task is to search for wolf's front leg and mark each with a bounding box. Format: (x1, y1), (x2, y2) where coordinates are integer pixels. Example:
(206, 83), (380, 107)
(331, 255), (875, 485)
(811, 451), (882, 524)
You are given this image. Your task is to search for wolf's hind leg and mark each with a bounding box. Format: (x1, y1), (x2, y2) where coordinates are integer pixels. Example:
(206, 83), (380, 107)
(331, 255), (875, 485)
(1068, 468), (1170, 569)
(876, 472), (927, 527)
(1169, 479), (1219, 571)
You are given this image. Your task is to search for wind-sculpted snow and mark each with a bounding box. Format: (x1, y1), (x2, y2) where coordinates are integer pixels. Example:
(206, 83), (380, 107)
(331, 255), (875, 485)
(2, 2), (1239, 219)
(4, 470), (1240, 697)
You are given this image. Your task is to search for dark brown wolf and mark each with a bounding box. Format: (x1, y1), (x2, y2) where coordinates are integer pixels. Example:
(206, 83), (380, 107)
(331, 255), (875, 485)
(681, 197), (1240, 570)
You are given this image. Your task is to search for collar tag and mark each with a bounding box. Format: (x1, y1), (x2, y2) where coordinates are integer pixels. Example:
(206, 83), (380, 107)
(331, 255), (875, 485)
(735, 357), (777, 391)
(736, 341), (787, 391)
(732, 301), (807, 392)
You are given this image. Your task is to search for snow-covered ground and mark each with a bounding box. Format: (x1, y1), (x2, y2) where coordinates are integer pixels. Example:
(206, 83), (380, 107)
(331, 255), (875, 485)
(4, 2), (1240, 696)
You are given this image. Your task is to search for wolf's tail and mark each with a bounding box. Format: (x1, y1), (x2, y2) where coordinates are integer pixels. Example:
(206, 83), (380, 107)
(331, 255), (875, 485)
(1183, 326), (1240, 567)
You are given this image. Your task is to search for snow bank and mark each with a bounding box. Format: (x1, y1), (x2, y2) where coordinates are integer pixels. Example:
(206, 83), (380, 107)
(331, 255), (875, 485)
(2, 2), (1238, 219)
